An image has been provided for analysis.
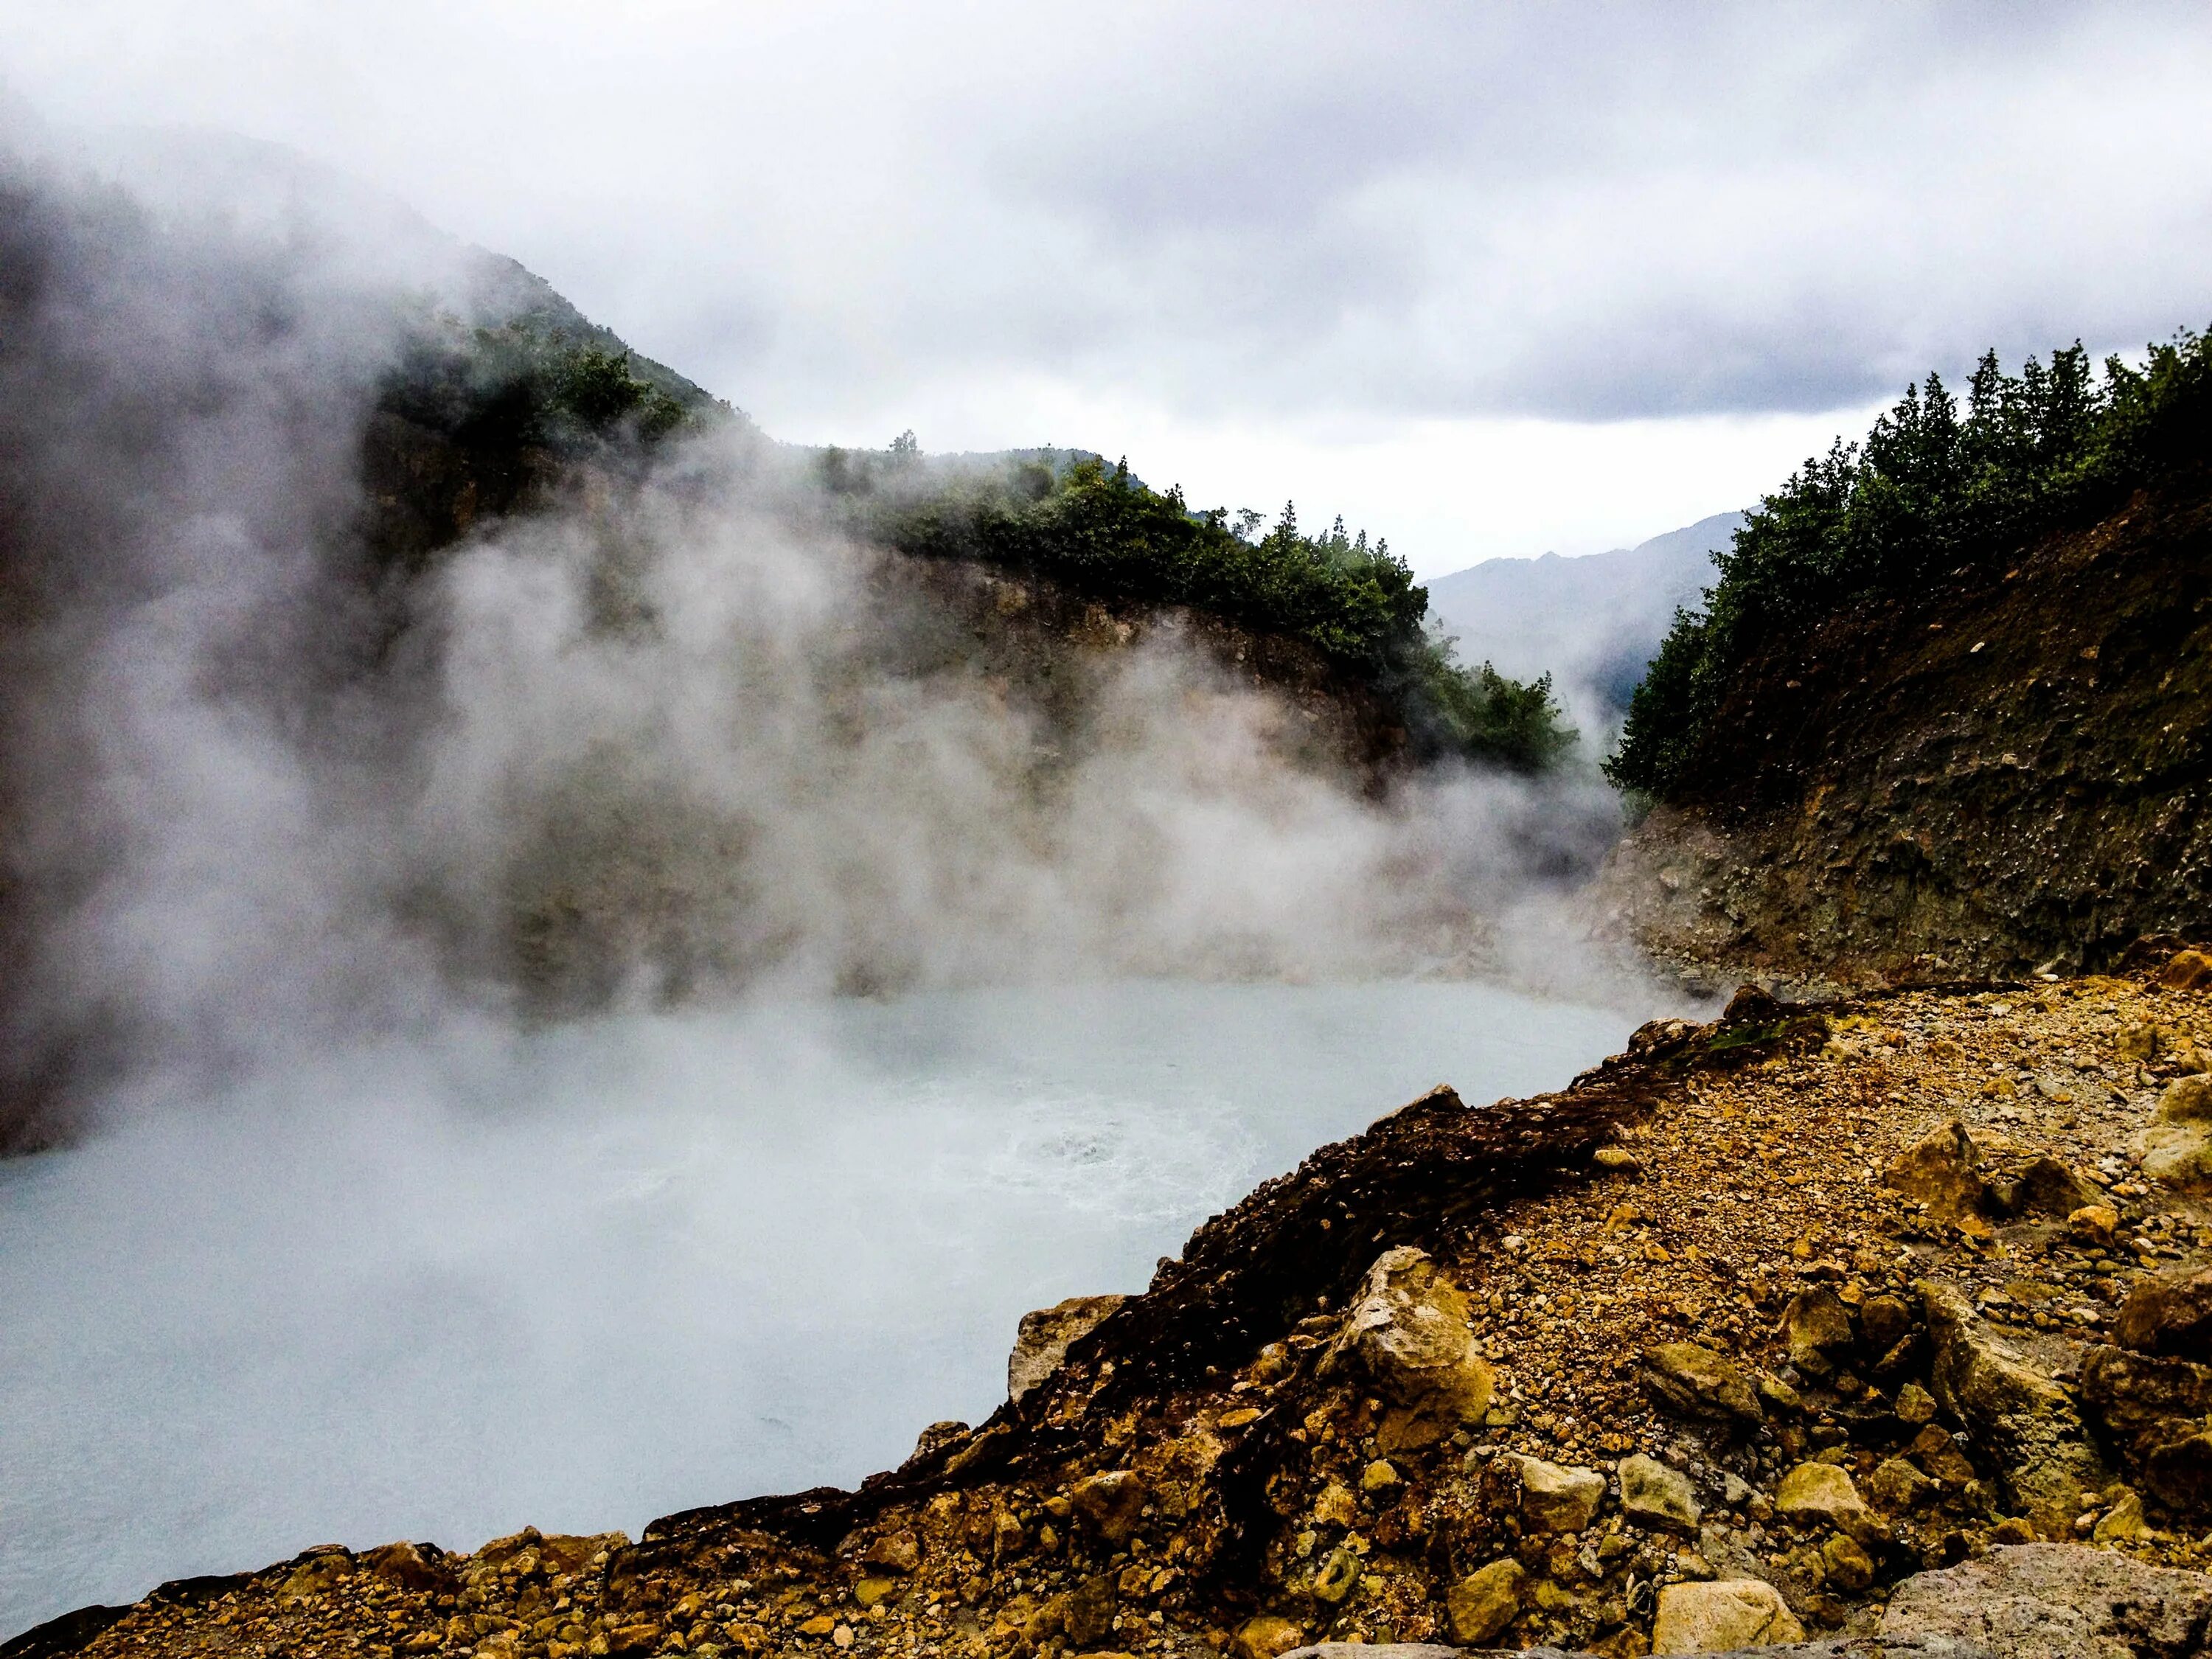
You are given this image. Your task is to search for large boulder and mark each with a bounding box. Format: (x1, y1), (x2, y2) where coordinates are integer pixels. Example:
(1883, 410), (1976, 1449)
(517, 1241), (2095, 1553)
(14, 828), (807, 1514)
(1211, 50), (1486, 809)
(2135, 1076), (2212, 1193)
(1775, 1461), (1883, 1544)
(1509, 1453), (1606, 1533)
(1867, 1455), (1937, 1514)
(1884, 1121), (2096, 1220)
(1884, 1120), (1992, 1220)
(1882, 1543), (2212, 1658)
(1618, 1453), (1701, 1531)
(1231, 1615), (1305, 1659)
(2157, 949), (2212, 991)
(1322, 1247), (1492, 1450)
(1068, 1469), (1147, 1543)
(1008, 1294), (1126, 1403)
(2115, 1264), (2212, 1360)
(1983, 1154), (2100, 1220)
(1918, 1278), (2112, 1531)
(276, 1550), (353, 1605)
(1920, 1278), (2068, 1423)
(1860, 1292), (1913, 1354)
(2080, 1343), (2212, 1512)
(1642, 1341), (1763, 1425)
(1719, 984), (1788, 1026)
(1649, 1579), (1805, 1652)
(359, 1541), (450, 1591)
(1441, 1559), (1526, 1645)
(1780, 1288), (1856, 1377)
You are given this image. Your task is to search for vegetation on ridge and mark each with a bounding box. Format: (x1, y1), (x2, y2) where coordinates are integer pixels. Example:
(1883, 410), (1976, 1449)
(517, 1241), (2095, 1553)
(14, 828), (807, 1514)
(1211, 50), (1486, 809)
(824, 445), (1579, 771)
(379, 315), (724, 456)
(1607, 326), (2212, 797)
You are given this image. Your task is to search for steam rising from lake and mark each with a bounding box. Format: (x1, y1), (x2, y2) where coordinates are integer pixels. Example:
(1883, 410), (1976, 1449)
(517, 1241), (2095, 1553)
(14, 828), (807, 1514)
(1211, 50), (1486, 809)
(0, 131), (1683, 1641)
(0, 133), (1644, 1147)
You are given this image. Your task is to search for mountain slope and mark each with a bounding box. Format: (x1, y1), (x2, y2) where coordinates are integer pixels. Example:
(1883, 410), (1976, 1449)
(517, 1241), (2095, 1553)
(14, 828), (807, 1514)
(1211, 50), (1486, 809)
(1425, 512), (1742, 717)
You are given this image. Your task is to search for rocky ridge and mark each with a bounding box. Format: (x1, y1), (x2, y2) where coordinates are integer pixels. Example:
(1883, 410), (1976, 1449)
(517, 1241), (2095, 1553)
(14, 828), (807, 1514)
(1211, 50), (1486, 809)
(19, 956), (2212, 1659)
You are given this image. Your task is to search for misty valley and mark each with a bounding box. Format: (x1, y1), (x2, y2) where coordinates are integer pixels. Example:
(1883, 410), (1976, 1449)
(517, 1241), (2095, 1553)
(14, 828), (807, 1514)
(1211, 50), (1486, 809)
(0, 136), (1678, 1645)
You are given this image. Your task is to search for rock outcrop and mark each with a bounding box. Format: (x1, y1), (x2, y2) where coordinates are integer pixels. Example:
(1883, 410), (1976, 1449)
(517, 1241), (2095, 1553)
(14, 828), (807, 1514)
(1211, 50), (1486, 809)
(1006, 1295), (1127, 1405)
(2135, 1077), (2212, 1194)
(1649, 1578), (1804, 1652)
(2114, 1265), (2212, 1357)
(1319, 1248), (1495, 1450)
(1507, 1455), (1606, 1534)
(1600, 481), (2212, 987)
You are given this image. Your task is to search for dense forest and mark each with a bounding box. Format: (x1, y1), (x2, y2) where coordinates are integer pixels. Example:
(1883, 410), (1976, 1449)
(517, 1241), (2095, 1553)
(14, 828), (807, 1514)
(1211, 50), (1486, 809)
(379, 318), (723, 462)
(1607, 326), (2212, 796)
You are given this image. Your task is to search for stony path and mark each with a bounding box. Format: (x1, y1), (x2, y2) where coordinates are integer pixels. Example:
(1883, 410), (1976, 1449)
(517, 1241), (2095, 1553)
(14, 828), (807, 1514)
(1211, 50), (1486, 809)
(23, 959), (2212, 1659)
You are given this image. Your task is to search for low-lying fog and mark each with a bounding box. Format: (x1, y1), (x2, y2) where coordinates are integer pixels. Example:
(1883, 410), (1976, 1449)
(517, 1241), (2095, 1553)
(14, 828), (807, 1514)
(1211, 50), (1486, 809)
(1, 980), (1645, 1637)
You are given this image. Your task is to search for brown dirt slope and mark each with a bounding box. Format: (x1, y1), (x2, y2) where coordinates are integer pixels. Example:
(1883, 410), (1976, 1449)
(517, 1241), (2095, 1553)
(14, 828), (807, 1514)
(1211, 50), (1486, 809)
(24, 959), (2212, 1659)
(1601, 484), (2212, 989)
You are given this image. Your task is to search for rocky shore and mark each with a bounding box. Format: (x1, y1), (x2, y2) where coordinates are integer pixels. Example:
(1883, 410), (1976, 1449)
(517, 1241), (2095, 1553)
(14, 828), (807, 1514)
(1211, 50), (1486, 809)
(21, 953), (2212, 1659)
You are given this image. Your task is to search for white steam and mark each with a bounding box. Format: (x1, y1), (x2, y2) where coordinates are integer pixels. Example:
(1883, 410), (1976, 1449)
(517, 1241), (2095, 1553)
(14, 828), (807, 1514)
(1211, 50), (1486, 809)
(0, 129), (1649, 1147)
(403, 488), (1614, 1004)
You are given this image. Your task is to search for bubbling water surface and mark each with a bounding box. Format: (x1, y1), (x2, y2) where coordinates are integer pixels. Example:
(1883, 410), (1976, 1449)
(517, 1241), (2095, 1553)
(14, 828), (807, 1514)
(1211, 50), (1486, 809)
(0, 979), (1647, 1638)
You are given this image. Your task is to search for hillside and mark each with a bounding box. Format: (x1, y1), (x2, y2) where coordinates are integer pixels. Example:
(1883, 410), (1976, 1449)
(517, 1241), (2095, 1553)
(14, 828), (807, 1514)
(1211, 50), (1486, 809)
(24, 959), (2212, 1659)
(59, 129), (1485, 773)
(1425, 514), (1743, 720)
(0, 148), (1587, 1152)
(1601, 335), (2212, 988)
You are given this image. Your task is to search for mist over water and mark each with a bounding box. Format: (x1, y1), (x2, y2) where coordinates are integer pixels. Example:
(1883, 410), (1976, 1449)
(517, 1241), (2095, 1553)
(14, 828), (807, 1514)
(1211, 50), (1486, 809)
(1, 980), (1646, 1638)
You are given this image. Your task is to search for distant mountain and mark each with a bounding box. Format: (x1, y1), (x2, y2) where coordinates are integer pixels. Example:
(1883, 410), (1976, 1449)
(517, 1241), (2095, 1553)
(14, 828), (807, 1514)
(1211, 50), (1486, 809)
(1423, 511), (1743, 720)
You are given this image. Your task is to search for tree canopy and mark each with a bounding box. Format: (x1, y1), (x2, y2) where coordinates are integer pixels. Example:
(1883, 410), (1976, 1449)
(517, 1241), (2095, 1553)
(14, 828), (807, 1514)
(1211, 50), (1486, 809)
(829, 448), (1576, 771)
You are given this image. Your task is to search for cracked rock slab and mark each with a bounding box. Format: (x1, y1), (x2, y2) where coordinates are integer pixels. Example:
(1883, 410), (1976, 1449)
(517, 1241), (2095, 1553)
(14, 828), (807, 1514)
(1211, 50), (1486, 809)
(1882, 1542), (2212, 1659)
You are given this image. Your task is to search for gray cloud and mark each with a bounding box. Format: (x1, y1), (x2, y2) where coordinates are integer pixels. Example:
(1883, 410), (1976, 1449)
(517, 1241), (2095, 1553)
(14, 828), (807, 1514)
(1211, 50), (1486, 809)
(2, 5), (2208, 468)
(954, 5), (2212, 420)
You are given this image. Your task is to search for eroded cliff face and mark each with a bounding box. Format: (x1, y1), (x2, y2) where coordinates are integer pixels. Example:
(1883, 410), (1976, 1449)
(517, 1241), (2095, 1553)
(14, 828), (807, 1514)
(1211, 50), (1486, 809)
(29, 961), (2212, 1659)
(1600, 484), (2212, 991)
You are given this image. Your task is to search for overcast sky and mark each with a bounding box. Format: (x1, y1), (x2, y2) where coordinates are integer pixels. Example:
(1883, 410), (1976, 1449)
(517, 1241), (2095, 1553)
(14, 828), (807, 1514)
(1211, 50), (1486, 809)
(6, 2), (2211, 574)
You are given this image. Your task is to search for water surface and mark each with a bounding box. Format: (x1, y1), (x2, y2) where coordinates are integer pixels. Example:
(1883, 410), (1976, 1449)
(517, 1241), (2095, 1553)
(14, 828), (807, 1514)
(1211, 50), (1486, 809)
(0, 979), (1649, 1637)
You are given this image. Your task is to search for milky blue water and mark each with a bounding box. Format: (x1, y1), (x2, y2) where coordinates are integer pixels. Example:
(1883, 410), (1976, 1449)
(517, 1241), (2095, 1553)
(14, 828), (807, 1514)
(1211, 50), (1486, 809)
(0, 979), (1652, 1638)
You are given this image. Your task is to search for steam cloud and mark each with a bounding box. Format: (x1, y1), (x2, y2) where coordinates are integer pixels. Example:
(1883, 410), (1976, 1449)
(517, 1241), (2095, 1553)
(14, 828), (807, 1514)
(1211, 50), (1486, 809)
(0, 135), (1638, 1149)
